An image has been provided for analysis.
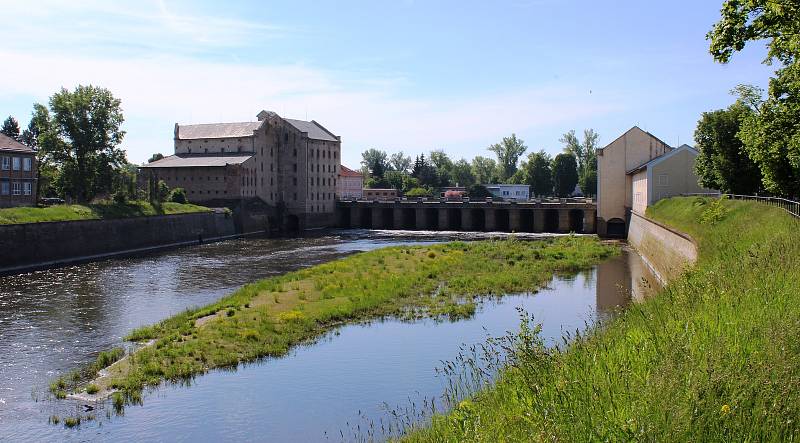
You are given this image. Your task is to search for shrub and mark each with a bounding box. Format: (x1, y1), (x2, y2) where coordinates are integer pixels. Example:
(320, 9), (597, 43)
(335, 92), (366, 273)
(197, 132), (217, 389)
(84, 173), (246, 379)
(169, 188), (187, 204)
(112, 189), (128, 205)
(405, 187), (433, 197)
(85, 384), (99, 395)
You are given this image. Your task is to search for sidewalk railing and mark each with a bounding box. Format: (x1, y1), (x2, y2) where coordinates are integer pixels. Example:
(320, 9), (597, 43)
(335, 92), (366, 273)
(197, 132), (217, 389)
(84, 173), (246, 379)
(683, 193), (800, 219)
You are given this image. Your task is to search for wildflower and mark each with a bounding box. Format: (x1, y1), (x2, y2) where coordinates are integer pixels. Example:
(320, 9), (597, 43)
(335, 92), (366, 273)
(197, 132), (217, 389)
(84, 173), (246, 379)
(721, 404), (731, 415)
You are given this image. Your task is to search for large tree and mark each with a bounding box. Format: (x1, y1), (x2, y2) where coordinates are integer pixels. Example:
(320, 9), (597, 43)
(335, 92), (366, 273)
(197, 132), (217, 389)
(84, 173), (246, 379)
(519, 150), (553, 197)
(488, 133), (527, 182)
(450, 159), (476, 188)
(360, 148), (389, 178)
(471, 155), (498, 184)
(551, 153), (578, 197)
(389, 151), (412, 173)
(560, 129), (598, 196)
(411, 154), (439, 188)
(708, 0), (800, 196)
(37, 86), (126, 202)
(694, 97), (762, 194)
(1, 116), (20, 140)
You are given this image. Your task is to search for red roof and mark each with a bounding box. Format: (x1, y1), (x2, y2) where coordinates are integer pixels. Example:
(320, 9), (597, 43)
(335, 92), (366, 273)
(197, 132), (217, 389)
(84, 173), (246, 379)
(339, 165), (363, 177)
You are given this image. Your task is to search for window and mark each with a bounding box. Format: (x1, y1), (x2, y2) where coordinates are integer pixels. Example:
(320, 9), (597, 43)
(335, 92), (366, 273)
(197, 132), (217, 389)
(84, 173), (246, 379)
(293, 148), (297, 157)
(23, 158), (32, 171)
(12, 157), (20, 170)
(293, 177), (297, 185)
(0, 181), (8, 195)
(293, 163), (297, 172)
(1, 157), (8, 170)
(23, 182), (32, 195)
(12, 181), (21, 195)
(658, 174), (669, 186)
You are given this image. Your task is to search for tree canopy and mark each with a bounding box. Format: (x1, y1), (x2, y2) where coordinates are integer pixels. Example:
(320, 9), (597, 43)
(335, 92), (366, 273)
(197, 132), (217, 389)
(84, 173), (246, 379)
(561, 129), (598, 196)
(518, 150), (553, 197)
(360, 148), (389, 178)
(551, 153), (578, 197)
(488, 134), (527, 182)
(1, 116), (20, 140)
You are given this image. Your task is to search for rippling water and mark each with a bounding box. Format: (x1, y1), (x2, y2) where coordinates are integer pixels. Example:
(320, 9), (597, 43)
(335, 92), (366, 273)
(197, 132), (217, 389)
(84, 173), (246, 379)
(0, 231), (658, 441)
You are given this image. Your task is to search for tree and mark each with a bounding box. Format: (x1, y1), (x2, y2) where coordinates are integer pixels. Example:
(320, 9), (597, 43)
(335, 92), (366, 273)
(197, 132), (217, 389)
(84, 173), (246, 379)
(471, 156), (498, 184)
(1, 116), (20, 140)
(411, 154), (439, 188)
(551, 153), (578, 197)
(37, 86), (126, 202)
(24, 104), (60, 198)
(694, 98), (762, 194)
(405, 187), (433, 197)
(519, 150), (553, 197)
(148, 153), (165, 163)
(450, 159), (476, 188)
(389, 151), (412, 172)
(429, 149), (454, 187)
(708, 0), (800, 196)
(361, 148), (389, 178)
(488, 133), (527, 182)
(467, 184), (492, 199)
(560, 129), (598, 196)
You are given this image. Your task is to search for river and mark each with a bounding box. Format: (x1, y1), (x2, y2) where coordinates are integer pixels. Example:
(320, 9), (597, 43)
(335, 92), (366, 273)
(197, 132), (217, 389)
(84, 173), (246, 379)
(0, 231), (659, 441)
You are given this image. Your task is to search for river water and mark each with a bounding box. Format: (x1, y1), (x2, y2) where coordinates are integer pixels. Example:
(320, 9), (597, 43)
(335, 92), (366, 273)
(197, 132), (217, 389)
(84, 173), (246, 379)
(0, 231), (658, 441)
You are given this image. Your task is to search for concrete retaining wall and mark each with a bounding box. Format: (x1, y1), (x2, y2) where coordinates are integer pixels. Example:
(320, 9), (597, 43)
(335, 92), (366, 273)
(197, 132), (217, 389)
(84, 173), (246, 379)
(0, 211), (236, 274)
(627, 211), (697, 284)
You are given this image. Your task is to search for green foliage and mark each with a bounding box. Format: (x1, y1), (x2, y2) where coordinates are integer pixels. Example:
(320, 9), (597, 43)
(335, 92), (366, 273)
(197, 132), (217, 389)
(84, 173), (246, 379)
(0, 201), (209, 225)
(406, 198), (800, 441)
(517, 150), (553, 197)
(112, 189), (128, 205)
(85, 384), (99, 395)
(148, 153), (164, 163)
(467, 184), (492, 199)
(551, 153), (578, 197)
(405, 187), (433, 197)
(470, 156), (498, 185)
(488, 134), (527, 182)
(694, 99), (762, 194)
(450, 159), (476, 188)
(1, 116), (20, 140)
(361, 148), (389, 178)
(412, 154), (441, 188)
(561, 129), (598, 196)
(155, 180), (170, 203)
(169, 187), (187, 204)
(698, 196), (729, 225)
(389, 151), (412, 173)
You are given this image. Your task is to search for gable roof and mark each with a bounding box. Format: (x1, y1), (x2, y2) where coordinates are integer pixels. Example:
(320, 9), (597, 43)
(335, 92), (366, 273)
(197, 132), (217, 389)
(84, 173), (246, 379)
(598, 126), (672, 154)
(140, 154), (253, 168)
(284, 118), (339, 142)
(176, 122), (263, 140)
(626, 144), (698, 175)
(0, 133), (35, 154)
(339, 165), (363, 177)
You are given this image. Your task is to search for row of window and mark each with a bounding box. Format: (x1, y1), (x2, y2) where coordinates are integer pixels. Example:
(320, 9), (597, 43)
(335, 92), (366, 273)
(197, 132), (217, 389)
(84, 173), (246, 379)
(1, 156), (32, 172)
(0, 180), (33, 196)
(309, 192), (333, 201)
(310, 163), (335, 173)
(310, 177), (335, 187)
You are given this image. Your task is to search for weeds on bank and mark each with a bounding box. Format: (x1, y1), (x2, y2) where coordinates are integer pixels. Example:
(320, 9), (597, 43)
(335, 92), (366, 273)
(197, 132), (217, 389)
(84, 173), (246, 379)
(401, 198), (800, 442)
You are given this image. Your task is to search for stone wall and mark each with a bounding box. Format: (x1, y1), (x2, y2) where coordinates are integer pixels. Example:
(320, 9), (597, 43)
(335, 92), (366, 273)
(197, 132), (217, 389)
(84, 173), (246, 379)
(0, 211), (236, 274)
(627, 211), (697, 284)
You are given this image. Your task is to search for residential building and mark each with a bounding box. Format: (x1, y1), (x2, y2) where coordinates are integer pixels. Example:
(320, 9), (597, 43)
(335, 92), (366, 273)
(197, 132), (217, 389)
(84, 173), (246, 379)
(140, 110), (341, 230)
(486, 184), (529, 201)
(596, 127), (671, 237)
(0, 133), (37, 208)
(363, 188), (398, 200)
(628, 144), (711, 215)
(337, 165), (363, 200)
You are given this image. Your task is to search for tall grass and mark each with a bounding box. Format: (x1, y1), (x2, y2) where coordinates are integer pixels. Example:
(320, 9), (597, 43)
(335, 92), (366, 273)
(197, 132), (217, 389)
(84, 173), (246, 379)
(402, 197), (800, 442)
(0, 200), (209, 225)
(71, 236), (615, 408)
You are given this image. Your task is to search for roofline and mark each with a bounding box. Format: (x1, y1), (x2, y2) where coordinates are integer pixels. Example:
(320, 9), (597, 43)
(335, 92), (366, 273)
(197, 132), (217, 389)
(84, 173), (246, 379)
(174, 120), (265, 140)
(625, 144), (698, 175)
(310, 120), (340, 141)
(597, 126), (672, 154)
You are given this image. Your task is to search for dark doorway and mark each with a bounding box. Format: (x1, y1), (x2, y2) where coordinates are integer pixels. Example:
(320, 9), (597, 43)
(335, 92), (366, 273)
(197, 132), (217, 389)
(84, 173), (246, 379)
(285, 214), (300, 233)
(471, 209), (486, 231)
(520, 209), (535, 232)
(338, 207), (351, 228)
(381, 208), (394, 229)
(544, 209), (559, 233)
(495, 209), (510, 232)
(360, 209), (372, 229)
(425, 208), (439, 230)
(569, 209), (584, 233)
(606, 218), (626, 237)
(448, 208), (462, 230)
(402, 208), (416, 230)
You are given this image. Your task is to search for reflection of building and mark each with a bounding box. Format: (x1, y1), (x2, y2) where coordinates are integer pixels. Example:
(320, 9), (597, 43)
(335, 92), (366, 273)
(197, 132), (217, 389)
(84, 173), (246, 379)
(337, 165), (363, 200)
(140, 110), (341, 230)
(595, 249), (662, 314)
(628, 144), (710, 215)
(0, 134), (37, 208)
(486, 184), (529, 201)
(363, 188), (397, 201)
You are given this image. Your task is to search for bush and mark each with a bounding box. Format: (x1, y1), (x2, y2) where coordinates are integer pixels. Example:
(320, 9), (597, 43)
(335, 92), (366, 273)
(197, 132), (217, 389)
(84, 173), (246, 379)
(85, 384), (99, 395)
(112, 189), (128, 205)
(405, 187), (433, 197)
(169, 188), (187, 204)
(468, 184), (492, 199)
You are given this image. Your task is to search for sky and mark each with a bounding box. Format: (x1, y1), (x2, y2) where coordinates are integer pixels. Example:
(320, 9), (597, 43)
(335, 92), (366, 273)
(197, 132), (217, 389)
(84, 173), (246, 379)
(0, 0), (775, 168)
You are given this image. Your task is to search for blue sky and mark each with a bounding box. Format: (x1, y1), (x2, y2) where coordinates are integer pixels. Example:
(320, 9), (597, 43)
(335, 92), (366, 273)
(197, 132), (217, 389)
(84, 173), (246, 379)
(0, 0), (773, 168)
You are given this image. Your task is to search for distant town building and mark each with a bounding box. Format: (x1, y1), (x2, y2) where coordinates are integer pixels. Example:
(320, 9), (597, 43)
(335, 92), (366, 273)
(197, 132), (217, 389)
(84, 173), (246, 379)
(337, 165), (363, 200)
(628, 144), (711, 215)
(363, 188), (398, 201)
(440, 186), (466, 199)
(0, 133), (37, 208)
(140, 110), (341, 230)
(486, 184), (529, 201)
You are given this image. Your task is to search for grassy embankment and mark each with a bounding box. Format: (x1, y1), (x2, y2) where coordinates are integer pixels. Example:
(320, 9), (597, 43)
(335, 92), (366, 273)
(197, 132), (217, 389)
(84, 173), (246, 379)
(51, 237), (616, 408)
(404, 197), (800, 442)
(0, 200), (209, 225)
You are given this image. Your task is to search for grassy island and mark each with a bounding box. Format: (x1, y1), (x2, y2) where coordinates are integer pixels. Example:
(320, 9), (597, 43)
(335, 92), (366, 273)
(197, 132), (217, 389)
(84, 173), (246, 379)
(0, 200), (210, 225)
(404, 197), (800, 442)
(53, 236), (615, 407)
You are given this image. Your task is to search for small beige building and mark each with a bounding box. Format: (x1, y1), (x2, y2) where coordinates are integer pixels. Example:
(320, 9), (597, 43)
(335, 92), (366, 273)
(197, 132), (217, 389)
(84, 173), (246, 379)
(337, 165), (363, 200)
(628, 144), (711, 215)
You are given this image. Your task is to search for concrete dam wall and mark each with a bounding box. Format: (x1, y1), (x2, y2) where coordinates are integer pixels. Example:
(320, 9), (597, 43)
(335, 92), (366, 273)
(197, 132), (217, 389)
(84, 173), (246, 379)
(0, 211), (236, 274)
(627, 211), (698, 284)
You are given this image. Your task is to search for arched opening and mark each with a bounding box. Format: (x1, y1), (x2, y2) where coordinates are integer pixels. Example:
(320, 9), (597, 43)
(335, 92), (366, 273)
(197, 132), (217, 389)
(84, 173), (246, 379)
(381, 208), (394, 229)
(360, 209), (372, 229)
(568, 209), (584, 233)
(606, 218), (626, 238)
(425, 208), (439, 230)
(448, 208), (462, 230)
(402, 208), (416, 230)
(285, 214), (300, 233)
(471, 209), (486, 231)
(544, 209), (559, 233)
(338, 207), (351, 228)
(495, 209), (510, 231)
(520, 209), (535, 232)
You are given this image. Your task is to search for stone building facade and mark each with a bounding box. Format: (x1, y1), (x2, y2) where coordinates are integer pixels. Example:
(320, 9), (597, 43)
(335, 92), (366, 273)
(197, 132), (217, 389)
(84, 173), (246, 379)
(141, 110), (341, 231)
(0, 133), (37, 208)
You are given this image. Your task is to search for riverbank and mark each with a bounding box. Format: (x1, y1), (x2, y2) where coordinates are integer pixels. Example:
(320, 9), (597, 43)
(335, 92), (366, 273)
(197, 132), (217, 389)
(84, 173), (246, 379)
(53, 236), (616, 408)
(403, 197), (800, 441)
(0, 200), (210, 225)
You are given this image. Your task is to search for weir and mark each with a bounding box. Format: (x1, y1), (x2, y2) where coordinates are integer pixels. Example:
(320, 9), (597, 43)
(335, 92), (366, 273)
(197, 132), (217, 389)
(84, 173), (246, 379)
(336, 199), (597, 234)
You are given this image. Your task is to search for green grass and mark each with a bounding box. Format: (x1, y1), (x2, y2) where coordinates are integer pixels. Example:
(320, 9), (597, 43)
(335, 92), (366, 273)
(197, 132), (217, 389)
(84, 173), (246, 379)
(0, 200), (209, 224)
(69, 236), (615, 408)
(403, 197), (800, 442)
